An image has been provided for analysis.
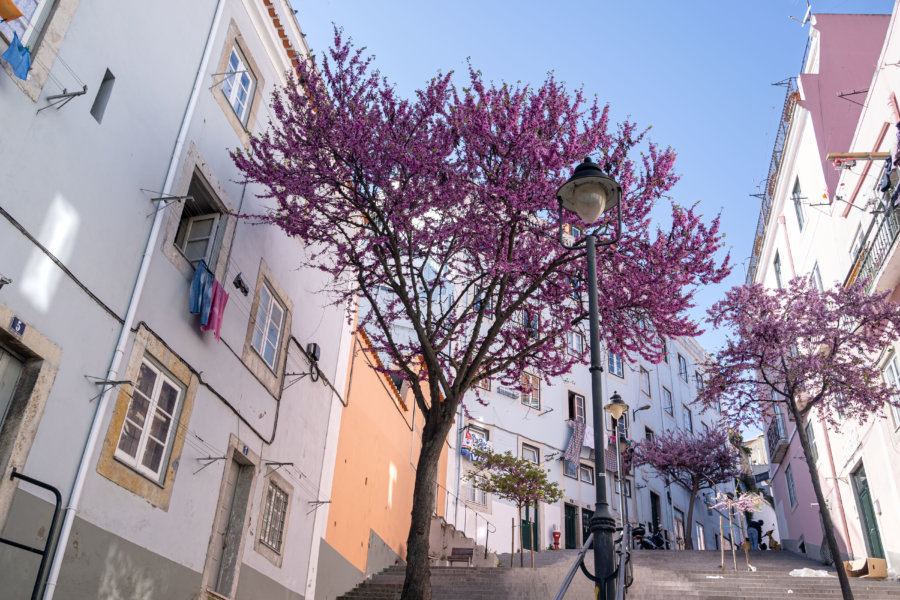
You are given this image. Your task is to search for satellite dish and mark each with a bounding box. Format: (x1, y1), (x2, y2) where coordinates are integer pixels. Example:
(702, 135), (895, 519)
(789, 1), (812, 26)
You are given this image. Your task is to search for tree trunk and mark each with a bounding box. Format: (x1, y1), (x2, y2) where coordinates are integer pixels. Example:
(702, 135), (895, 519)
(790, 400), (853, 600)
(518, 504), (524, 567)
(400, 403), (456, 600)
(684, 481), (699, 550)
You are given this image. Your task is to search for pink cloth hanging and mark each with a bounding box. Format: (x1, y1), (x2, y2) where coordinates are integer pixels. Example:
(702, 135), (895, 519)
(200, 279), (229, 341)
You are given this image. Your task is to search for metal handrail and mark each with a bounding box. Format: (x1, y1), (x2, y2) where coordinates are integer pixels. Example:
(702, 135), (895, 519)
(0, 468), (63, 600)
(554, 533), (593, 600)
(616, 523), (631, 600)
(434, 480), (498, 558)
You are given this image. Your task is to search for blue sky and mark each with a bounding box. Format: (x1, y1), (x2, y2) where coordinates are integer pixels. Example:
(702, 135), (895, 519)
(290, 0), (895, 353)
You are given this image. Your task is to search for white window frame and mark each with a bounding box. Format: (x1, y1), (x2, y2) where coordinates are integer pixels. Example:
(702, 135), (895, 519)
(696, 372), (704, 392)
(570, 392), (586, 423)
(640, 367), (651, 396)
(805, 420), (819, 463)
(810, 262), (824, 292)
(661, 339), (668, 363)
(522, 444), (540, 464)
(563, 460), (578, 479)
(567, 330), (585, 356)
(468, 481), (487, 506)
(662, 387), (673, 416)
(251, 283), (286, 371)
(469, 425), (489, 443)
(678, 354), (688, 382)
(849, 225), (864, 261)
(785, 464), (798, 509)
(615, 477), (632, 497)
(259, 480), (289, 553)
(0, 0), (55, 47)
(221, 46), (256, 124)
(521, 372), (540, 409)
(175, 213), (221, 266)
(881, 354), (900, 429)
(682, 405), (693, 432)
(608, 352), (624, 378)
(792, 178), (806, 231)
(612, 412), (629, 438)
(579, 464), (594, 484)
(644, 427), (655, 442)
(114, 359), (183, 482)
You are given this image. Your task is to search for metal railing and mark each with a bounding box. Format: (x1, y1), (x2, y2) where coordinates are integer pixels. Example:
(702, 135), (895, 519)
(434, 481), (497, 558)
(554, 525), (631, 600)
(0, 468), (62, 600)
(846, 203), (900, 292)
(766, 411), (788, 463)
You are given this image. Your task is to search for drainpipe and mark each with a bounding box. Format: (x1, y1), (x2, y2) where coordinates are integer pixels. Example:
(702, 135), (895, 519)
(42, 1), (226, 597)
(777, 216), (797, 278)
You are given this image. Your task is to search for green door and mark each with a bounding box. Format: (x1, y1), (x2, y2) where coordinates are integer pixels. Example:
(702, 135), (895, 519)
(581, 508), (594, 547)
(564, 504), (578, 549)
(853, 465), (884, 559)
(522, 502), (539, 550)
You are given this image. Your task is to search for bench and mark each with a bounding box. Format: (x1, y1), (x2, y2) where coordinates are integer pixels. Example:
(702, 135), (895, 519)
(447, 547), (474, 566)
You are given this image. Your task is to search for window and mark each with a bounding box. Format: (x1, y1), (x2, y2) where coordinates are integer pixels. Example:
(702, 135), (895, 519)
(682, 405), (693, 432)
(608, 352), (624, 378)
(571, 225), (583, 238)
(522, 444), (539, 463)
(805, 420), (818, 463)
(615, 477), (632, 497)
(564, 460), (578, 479)
(476, 373), (492, 391)
(661, 339), (668, 363)
(696, 372), (704, 392)
(644, 426), (655, 442)
(702, 422), (710, 434)
(810, 262), (824, 292)
(792, 179), (806, 231)
(785, 464), (798, 509)
(115, 359), (184, 482)
(849, 225), (864, 261)
(259, 481), (289, 553)
(174, 173), (226, 269)
(677, 354), (688, 382)
(774, 252), (783, 289)
(579, 464), (594, 484)
(567, 331), (585, 355)
(662, 387), (673, 415)
(568, 392), (586, 423)
(524, 310), (539, 338)
(521, 373), (540, 409)
(468, 482), (487, 506)
(640, 367), (651, 396)
(221, 46), (256, 124)
(0, 0), (54, 47)
(882, 354), (900, 428)
(469, 426), (489, 443)
(252, 284), (286, 371)
(473, 288), (493, 314)
(612, 412), (629, 438)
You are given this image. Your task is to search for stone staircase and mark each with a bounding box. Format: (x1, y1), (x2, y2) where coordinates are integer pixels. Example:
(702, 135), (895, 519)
(338, 549), (898, 599)
(428, 515), (498, 568)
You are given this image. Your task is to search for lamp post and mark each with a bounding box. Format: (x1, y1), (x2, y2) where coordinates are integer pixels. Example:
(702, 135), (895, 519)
(558, 157), (622, 600)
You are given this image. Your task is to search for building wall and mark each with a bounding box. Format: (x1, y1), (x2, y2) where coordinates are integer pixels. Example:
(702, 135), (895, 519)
(0, 1), (354, 598)
(319, 331), (450, 599)
(751, 7), (900, 573)
(446, 334), (731, 555)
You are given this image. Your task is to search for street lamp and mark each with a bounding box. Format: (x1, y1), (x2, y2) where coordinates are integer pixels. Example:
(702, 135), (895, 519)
(558, 157), (622, 600)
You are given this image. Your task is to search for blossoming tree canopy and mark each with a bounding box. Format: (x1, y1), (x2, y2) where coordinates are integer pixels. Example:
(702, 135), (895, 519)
(697, 278), (900, 429)
(233, 29), (730, 600)
(632, 426), (740, 549)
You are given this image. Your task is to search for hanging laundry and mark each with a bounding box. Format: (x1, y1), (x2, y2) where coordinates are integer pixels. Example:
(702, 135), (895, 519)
(200, 279), (229, 341)
(893, 121), (900, 168)
(879, 157), (892, 193)
(2, 31), (30, 80)
(563, 419), (585, 463)
(189, 260), (214, 326)
(583, 424), (595, 449)
(0, 0), (23, 21)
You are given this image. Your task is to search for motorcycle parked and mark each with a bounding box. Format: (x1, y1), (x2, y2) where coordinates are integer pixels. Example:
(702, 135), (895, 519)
(633, 524), (666, 549)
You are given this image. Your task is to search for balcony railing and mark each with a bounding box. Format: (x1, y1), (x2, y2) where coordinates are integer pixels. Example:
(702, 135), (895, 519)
(767, 412), (789, 464)
(846, 205), (900, 293)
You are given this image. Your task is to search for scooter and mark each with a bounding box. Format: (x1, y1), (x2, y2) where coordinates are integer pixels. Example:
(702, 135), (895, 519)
(633, 524), (666, 549)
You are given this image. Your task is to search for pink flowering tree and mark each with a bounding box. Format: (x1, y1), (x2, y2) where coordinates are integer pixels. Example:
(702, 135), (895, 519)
(467, 448), (563, 568)
(233, 31), (729, 599)
(698, 278), (900, 599)
(632, 426), (740, 549)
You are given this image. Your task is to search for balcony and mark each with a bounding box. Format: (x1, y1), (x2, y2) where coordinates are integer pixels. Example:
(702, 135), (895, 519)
(846, 205), (900, 293)
(767, 412), (789, 464)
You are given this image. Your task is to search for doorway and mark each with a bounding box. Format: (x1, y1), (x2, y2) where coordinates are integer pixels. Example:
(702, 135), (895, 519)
(695, 522), (705, 550)
(581, 507), (594, 546)
(852, 464), (884, 559)
(650, 491), (661, 532)
(521, 502), (539, 551)
(0, 344), (24, 430)
(564, 504), (578, 549)
(674, 508), (685, 550)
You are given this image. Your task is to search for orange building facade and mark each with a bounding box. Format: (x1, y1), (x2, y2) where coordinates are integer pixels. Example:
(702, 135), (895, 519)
(314, 331), (449, 599)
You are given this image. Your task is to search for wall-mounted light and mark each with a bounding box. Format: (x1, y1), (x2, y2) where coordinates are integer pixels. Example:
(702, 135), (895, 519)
(232, 272), (249, 296)
(0, 275), (10, 290)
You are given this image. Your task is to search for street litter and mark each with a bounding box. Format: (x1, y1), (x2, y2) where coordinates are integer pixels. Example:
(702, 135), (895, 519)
(789, 568), (834, 577)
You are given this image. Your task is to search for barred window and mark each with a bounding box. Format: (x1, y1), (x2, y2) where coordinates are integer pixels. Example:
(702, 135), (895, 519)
(260, 481), (289, 553)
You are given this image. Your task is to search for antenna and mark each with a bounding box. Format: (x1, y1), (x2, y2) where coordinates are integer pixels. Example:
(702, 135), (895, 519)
(789, 1), (812, 26)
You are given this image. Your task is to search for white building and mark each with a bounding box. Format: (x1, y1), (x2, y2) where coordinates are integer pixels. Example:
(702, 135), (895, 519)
(0, 1), (353, 598)
(445, 333), (732, 555)
(748, 6), (900, 572)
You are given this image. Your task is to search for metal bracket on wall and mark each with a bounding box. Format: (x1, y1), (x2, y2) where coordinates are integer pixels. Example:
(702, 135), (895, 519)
(307, 499), (331, 515)
(209, 70), (248, 90)
(193, 456), (228, 475)
(37, 85), (88, 113)
(84, 375), (134, 402)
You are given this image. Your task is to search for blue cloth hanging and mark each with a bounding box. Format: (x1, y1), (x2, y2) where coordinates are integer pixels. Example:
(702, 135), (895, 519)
(2, 32), (31, 80)
(189, 260), (215, 326)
